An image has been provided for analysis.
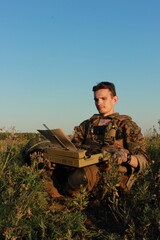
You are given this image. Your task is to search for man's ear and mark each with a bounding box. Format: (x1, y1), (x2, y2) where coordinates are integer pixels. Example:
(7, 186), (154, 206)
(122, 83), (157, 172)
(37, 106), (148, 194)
(113, 96), (118, 104)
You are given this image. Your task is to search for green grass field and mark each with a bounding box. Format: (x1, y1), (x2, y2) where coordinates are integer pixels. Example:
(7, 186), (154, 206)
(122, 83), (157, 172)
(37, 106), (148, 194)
(0, 129), (159, 240)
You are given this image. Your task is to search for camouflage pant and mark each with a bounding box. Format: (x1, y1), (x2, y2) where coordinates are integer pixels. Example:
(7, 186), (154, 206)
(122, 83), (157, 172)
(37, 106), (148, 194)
(43, 165), (99, 198)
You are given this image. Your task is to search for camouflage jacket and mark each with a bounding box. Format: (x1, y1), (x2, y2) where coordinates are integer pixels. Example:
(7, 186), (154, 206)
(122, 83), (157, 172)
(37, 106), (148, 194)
(72, 113), (149, 190)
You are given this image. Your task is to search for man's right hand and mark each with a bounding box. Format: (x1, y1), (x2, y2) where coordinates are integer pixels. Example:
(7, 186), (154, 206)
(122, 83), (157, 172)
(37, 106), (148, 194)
(85, 148), (102, 157)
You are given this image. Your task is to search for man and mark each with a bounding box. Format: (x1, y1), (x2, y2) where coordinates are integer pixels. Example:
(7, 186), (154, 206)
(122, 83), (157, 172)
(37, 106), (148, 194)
(66, 81), (149, 195)
(24, 82), (148, 198)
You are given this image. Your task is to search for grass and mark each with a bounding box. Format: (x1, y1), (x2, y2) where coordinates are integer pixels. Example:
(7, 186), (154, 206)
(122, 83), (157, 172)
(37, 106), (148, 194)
(0, 129), (159, 240)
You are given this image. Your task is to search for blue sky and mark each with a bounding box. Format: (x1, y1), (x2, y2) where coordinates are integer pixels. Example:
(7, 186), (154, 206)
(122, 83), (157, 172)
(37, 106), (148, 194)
(0, 0), (160, 135)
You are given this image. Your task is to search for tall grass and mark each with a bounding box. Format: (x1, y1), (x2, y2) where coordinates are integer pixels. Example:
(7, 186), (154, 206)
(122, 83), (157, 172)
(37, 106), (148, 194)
(0, 129), (159, 240)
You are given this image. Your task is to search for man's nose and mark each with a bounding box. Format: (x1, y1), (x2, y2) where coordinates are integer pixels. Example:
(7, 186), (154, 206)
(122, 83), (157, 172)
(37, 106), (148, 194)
(96, 99), (102, 105)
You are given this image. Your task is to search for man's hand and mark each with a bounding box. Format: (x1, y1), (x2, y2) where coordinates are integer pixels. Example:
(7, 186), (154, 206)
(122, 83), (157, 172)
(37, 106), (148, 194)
(85, 148), (102, 157)
(107, 148), (130, 165)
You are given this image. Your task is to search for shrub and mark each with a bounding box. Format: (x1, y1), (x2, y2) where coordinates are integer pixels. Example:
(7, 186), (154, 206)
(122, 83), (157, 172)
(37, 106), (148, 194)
(0, 129), (159, 239)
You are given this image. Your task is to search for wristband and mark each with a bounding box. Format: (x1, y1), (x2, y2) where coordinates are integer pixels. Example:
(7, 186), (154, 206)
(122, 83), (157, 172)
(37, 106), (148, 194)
(126, 153), (132, 164)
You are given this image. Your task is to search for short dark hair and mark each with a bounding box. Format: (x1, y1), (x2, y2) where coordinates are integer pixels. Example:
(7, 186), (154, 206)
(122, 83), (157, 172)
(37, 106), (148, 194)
(92, 81), (116, 96)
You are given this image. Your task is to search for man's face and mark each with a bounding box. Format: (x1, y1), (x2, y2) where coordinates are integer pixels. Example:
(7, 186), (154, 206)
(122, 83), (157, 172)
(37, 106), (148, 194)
(94, 89), (118, 116)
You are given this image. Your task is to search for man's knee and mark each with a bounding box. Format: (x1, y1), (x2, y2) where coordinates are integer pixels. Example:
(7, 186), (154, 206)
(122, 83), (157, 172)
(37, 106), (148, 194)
(67, 168), (88, 191)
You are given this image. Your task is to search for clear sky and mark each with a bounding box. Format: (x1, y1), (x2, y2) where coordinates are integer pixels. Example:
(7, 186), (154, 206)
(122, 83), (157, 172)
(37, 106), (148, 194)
(0, 0), (160, 135)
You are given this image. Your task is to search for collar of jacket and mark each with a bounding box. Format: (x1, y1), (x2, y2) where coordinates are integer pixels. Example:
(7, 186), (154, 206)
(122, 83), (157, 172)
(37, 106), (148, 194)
(90, 112), (120, 120)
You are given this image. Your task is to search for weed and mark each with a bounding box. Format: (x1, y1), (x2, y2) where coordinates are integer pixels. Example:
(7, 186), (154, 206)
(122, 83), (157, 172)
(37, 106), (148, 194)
(0, 129), (159, 239)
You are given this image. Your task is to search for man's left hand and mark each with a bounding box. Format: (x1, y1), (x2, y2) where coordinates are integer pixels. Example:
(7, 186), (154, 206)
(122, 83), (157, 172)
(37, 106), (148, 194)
(107, 148), (129, 165)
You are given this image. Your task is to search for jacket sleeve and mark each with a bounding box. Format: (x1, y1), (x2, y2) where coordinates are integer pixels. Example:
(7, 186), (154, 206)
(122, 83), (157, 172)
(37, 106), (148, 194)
(122, 120), (149, 172)
(71, 120), (89, 148)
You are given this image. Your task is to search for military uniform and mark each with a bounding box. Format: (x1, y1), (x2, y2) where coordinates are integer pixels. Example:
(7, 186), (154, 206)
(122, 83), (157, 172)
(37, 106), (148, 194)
(23, 113), (148, 198)
(71, 113), (149, 192)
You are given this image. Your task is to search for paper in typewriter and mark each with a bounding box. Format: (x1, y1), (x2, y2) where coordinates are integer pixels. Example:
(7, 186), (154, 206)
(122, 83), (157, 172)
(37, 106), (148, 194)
(37, 128), (77, 151)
